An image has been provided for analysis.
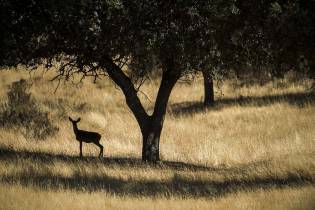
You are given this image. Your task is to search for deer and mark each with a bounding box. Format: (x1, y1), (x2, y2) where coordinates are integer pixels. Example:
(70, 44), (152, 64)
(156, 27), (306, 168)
(68, 116), (103, 158)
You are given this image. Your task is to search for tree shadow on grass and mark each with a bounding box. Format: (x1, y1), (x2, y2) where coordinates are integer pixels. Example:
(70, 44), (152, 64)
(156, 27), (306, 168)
(0, 146), (215, 172)
(0, 146), (314, 198)
(170, 91), (315, 116)
(1, 172), (313, 198)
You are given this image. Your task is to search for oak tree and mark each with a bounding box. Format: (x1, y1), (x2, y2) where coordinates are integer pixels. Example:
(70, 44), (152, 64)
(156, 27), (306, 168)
(1, 0), (313, 162)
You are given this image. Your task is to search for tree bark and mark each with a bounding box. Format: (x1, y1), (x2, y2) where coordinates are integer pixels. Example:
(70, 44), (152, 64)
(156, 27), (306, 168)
(202, 69), (214, 106)
(141, 118), (162, 162)
(103, 58), (179, 162)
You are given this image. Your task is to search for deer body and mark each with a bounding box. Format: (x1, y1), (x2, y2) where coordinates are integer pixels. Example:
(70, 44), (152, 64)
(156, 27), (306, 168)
(69, 117), (103, 158)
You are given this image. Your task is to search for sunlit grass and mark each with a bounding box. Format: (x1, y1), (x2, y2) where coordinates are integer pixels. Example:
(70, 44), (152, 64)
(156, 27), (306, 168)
(0, 68), (314, 209)
(1, 184), (314, 210)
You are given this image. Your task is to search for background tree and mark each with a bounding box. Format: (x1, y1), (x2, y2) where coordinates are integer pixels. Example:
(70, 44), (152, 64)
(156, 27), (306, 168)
(229, 0), (315, 78)
(202, 69), (215, 106)
(201, 0), (315, 106)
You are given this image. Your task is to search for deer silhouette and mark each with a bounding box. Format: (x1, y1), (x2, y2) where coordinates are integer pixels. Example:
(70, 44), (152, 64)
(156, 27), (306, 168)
(69, 117), (103, 158)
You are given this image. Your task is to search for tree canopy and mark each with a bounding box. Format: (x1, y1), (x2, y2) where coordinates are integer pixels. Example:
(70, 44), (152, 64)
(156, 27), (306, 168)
(230, 0), (315, 76)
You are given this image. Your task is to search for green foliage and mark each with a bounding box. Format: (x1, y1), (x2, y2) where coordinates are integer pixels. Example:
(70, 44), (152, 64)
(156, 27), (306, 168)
(0, 79), (58, 139)
(1, 0), (314, 80)
(0, 0), (237, 74)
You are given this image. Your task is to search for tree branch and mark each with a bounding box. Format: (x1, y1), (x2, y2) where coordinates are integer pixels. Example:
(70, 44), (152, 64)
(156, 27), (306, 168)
(102, 57), (149, 130)
(152, 66), (180, 121)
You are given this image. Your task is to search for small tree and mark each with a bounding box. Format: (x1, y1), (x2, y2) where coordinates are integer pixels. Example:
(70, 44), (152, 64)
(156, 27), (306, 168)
(0, 79), (58, 139)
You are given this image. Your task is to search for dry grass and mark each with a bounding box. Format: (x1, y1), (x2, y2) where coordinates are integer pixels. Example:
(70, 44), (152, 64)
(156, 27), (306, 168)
(1, 184), (314, 210)
(0, 68), (314, 209)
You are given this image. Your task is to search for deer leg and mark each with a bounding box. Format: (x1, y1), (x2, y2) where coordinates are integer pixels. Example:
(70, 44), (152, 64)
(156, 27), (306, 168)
(80, 141), (83, 157)
(95, 142), (103, 158)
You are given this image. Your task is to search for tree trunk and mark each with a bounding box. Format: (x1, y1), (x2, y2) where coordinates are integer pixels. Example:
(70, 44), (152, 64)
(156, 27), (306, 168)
(141, 118), (162, 162)
(103, 58), (179, 163)
(202, 70), (214, 106)
(141, 67), (180, 162)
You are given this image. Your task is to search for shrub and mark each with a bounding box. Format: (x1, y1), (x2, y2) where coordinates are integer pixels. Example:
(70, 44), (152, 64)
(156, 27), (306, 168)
(0, 79), (58, 139)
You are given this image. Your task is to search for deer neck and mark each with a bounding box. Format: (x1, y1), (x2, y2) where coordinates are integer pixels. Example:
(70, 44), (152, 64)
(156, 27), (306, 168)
(72, 123), (79, 135)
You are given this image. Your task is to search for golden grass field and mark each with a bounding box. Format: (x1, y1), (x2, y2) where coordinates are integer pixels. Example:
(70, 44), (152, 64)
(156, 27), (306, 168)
(0, 68), (314, 210)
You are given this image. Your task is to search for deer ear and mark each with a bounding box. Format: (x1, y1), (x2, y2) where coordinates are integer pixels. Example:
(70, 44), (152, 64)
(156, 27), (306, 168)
(69, 117), (73, 121)
(77, 118), (81, 122)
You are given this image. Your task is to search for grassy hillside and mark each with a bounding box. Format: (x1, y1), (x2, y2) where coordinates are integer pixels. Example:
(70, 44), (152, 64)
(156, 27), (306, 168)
(0, 68), (314, 209)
